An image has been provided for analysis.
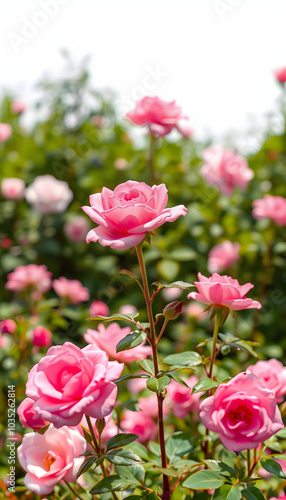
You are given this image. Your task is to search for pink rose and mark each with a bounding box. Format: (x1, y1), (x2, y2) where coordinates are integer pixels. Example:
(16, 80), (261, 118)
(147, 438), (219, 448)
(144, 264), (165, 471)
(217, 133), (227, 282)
(11, 101), (27, 114)
(17, 425), (86, 495)
(5, 264), (52, 297)
(25, 342), (123, 427)
(162, 287), (182, 301)
(17, 397), (49, 430)
(201, 146), (254, 196)
(127, 375), (147, 394)
(208, 241), (240, 273)
(89, 300), (110, 317)
(53, 277), (90, 304)
(246, 359), (286, 403)
(121, 409), (157, 444)
(32, 326), (52, 347)
(200, 372), (283, 452)
(187, 272), (262, 311)
(82, 181), (187, 250)
(1, 178), (25, 200)
(184, 303), (208, 322)
(118, 304), (138, 315)
(25, 175), (73, 214)
(252, 195), (286, 225)
(64, 216), (90, 242)
(0, 319), (16, 334)
(0, 123), (12, 142)
(138, 394), (169, 418)
(84, 322), (152, 363)
(274, 67), (286, 83)
(167, 376), (202, 418)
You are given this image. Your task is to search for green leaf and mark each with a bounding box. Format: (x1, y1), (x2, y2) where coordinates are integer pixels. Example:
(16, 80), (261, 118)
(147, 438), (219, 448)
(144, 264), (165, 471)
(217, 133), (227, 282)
(241, 486), (266, 500)
(260, 458), (286, 478)
(183, 469), (226, 489)
(149, 441), (161, 456)
(117, 269), (139, 281)
(203, 460), (235, 477)
(116, 331), (147, 352)
(213, 484), (241, 500)
(89, 313), (139, 323)
(146, 375), (170, 393)
(113, 373), (150, 383)
(164, 351), (202, 367)
(90, 475), (131, 494)
(128, 442), (150, 461)
(106, 448), (142, 466)
(166, 432), (193, 463)
(192, 377), (219, 394)
(137, 359), (154, 375)
(152, 280), (194, 289)
(172, 459), (200, 470)
(274, 428), (286, 438)
(76, 456), (96, 478)
(115, 464), (145, 483)
(153, 467), (178, 477)
(168, 373), (191, 387)
(106, 433), (139, 451)
(231, 341), (259, 359)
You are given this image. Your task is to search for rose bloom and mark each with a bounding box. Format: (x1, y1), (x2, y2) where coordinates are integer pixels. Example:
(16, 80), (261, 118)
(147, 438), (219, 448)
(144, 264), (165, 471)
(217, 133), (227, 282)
(1, 177), (25, 200)
(246, 359), (286, 403)
(187, 272), (262, 311)
(0, 319), (16, 334)
(208, 241), (240, 273)
(5, 264), (52, 297)
(53, 277), (90, 304)
(32, 326), (52, 347)
(84, 322), (152, 363)
(184, 302), (208, 322)
(201, 146), (254, 196)
(17, 425), (86, 495)
(82, 181), (187, 250)
(200, 372), (283, 452)
(274, 67), (286, 83)
(0, 123), (12, 142)
(252, 195), (286, 225)
(64, 216), (90, 242)
(138, 394), (169, 418)
(26, 342), (123, 427)
(118, 304), (138, 315)
(162, 287), (182, 301)
(17, 397), (49, 430)
(11, 100), (27, 114)
(120, 409), (158, 444)
(125, 96), (189, 137)
(89, 300), (110, 317)
(167, 376), (202, 418)
(25, 175), (73, 214)
(127, 375), (147, 394)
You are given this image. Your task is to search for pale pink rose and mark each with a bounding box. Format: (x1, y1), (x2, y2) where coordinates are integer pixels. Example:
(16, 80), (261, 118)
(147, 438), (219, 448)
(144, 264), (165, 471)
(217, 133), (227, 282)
(0, 333), (8, 347)
(246, 359), (286, 403)
(1, 178), (25, 200)
(89, 300), (110, 317)
(118, 304), (138, 315)
(82, 181), (187, 250)
(25, 342), (123, 427)
(120, 409), (157, 444)
(162, 287), (182, 301)
(64, 216), (90, 242)
(208, 241), (240, 273)
(53, 277), (89, 305)
(0, 123), (12, 142)
(25, 175), (73, 214)
(252, 195), (286, 225)
(184, 302), (208, 322)
(17, 425), (86, 495)
(17, 397), (49, 430)
(125, 96), (189, 137)
(200, 372), (283, 452)
(138, 394), (169, 418)
(201, 146), (254, 196)
(114, 158), (128, 170)
(0, 319), (16, 334)
(32, 326), (52, 347)
(84, 322), (152, 363)
(187, 272), (262, 311)
(127, 375), (147, 394)
(167, 376), (202, 418)
(79, 413), (119, 446)
(274, 67), (286, 83)
(11, 101), (27, 114)
(5, 264), (52, 296)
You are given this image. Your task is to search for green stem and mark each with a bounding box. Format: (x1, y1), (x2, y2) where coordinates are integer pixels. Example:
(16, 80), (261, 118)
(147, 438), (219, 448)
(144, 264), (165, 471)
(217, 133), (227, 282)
(156, 318), (169, 345)
(208, 311), (221, 380)
(64, 480), (86, 500)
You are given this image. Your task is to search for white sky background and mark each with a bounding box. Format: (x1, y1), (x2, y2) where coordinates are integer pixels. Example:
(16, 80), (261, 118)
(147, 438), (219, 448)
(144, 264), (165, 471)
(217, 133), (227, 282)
(1, 0), (286, 151)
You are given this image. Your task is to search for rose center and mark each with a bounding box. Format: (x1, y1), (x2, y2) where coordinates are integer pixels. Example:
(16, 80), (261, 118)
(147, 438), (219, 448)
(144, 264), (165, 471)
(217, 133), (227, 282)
(228, 402), (252, 424)
(123, 189), (140, 201)
(43, 451), (56, 471)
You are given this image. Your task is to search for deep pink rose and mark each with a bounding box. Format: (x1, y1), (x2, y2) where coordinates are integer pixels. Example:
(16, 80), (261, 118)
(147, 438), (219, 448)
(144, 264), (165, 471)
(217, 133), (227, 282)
(11, 101), (27, 114)
(89, 300), (110, 317)
(274, 67), (286, 83)
(201, 146), (254, 196)
(246, 359), (286, 403)
(53, 277), (90, 304)
(121, 409), (157, 444)
(138, 394), (169, 418)
(200, 372), (283, 452)
(208, 241), (240, 273)
(84, 322), (152, 363)
(125, 96), (189, 137)
(25, 175), (73, 214)
(5, 264), (52, 297)
(82, 181), (187, 250)
(64, 216), (90, 242)
(187, 272), (262, 311)
(1, 178), (25, 200)
(0, 319), (16, 334)
(0, 123), (12, 142)
(167, 376), (202, 418)
(17, 425), (86, 495)
(252, 195), (286, 225)
(25, 342), (123, 427)
(32, 326), (52, 347)
(17, 397), (49, 430)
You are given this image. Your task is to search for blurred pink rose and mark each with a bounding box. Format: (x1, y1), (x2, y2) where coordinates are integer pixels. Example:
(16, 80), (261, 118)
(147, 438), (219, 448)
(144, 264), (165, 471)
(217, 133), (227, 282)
(167, 376), (202, 418)
(0, 333), (8, 347)
(208, 241), (240, 273)
(114, 158), (128, 170)
(118, 304), (138, 315)
(188, 272), (262, 311)
(17, 397), (49, 430)
(17, 425), (86, 495)
(138, 394), (169, 418)
(32, 326), (52, 347)
(25, 175), (73, 214)
(26, 341), (123, 427)
(125, 96), (189, 137)
(53, 277), (89, 304)
(201, 146), (254, 196)
(11, 101), (27, 114)
(200, 372), (283, 452)
(0, 123), (12, 142)
(89, 300), (110, 317)
(64, 216), (90, 242)
(246, 359), (286, 403)
(274, 67), (286, 83)
(84, 322), (152, 363)
(0, 319), (16, 334)
(1, 177), (25, 200)
(127, 375), (147, 394)
(121, 409), (157, 444)
(162, 287), (182, 301)
(5, 264), (52, 297)
(252, 195), (286, 225)
(82, 181), (187, 250)
(184, 302), (208, 322)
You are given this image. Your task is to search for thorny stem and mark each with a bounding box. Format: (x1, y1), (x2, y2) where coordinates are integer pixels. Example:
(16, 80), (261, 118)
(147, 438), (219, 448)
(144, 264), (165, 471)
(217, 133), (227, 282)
(135, 243), (170, 500)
